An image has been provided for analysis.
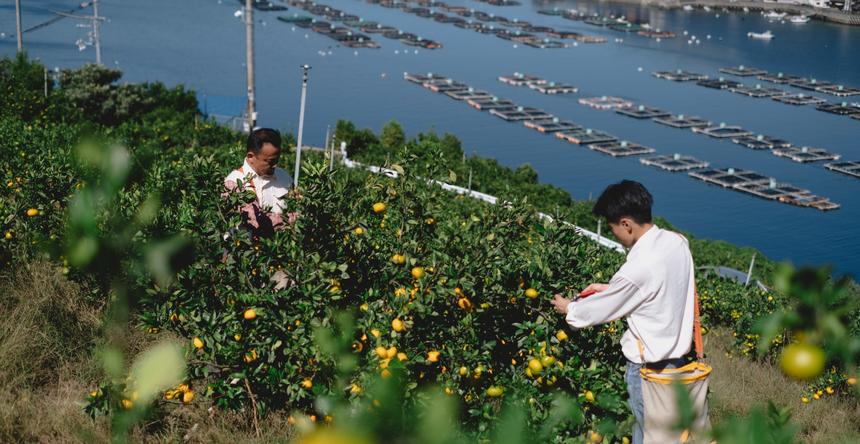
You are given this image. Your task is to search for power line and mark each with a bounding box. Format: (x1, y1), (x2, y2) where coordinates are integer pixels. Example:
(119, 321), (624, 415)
(23, 1), (94, 34)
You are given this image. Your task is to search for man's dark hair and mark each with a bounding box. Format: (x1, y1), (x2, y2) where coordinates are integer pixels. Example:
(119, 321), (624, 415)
(593, 180), (653, 224)
(246, 128), (282, 154)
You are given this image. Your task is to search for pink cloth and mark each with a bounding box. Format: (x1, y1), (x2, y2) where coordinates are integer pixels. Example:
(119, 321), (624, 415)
(223, 179), (298, 234)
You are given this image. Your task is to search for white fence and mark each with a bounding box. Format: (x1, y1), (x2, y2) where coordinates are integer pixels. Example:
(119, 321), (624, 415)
(340, 152), (625, 254)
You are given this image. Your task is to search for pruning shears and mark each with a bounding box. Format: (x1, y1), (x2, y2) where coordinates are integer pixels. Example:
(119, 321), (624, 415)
(573, 287), (598, 302)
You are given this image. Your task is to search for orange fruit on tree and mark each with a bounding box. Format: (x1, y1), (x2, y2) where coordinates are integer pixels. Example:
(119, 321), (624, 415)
(528, 359), (543, 374)
(847, 377), (857, 386)
(375, 346), (388, 359)
(391, 254), (406, 265)
(243, 308), (257, 320)
(524, 288), (538, 299)
(486, 386), (503, 397)
(411, 267), (425, 280)
(192, 337), (204, 349)
(301, 378), (313, 389)
(556, 330), (568, 341)
(457, 297), (473, 311)
(585, 390), (595, 403)
(392, 318), (406, 332)
(427, 350), (440, 363)
(182, 391), (195, 404)
(121, 399), (134, 410)
(372, 202), (386, 213)
(354, 227), (364, 235)
(26, 208), (39, 217)
(780, 343), (825, 380)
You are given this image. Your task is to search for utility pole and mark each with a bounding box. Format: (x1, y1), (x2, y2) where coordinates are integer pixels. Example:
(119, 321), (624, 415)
(293, 65), (311, 188)
(15, 0), (23, 53)
(245, 0), (256, 132)
(93, 0), (101, 65)
(54, 2), (104, 65)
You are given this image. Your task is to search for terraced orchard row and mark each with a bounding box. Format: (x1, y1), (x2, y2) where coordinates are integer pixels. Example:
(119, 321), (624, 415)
(2, 56), (858, 442)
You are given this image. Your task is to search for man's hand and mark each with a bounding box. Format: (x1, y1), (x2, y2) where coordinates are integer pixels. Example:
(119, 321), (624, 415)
(551, 294), (572, 315)
(580, 283), (609, 295)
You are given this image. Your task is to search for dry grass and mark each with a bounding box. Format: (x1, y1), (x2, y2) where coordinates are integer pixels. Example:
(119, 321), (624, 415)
(707, 328), (860, 443)
(0, 264), (295, 443)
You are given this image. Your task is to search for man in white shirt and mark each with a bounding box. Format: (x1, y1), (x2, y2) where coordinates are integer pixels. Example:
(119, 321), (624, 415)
(224, 128), (296, 236)
(551, 180), (696, 444)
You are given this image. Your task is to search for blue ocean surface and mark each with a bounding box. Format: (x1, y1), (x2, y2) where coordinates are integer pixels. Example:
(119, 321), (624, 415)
(2, 0), (858, 277)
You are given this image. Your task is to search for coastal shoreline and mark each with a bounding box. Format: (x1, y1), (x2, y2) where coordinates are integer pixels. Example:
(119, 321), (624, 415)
(686, 1), (859, 25)
(573, 0), (860, 25)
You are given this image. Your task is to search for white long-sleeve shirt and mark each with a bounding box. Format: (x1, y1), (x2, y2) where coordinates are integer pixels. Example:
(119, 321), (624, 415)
(565, 225), (696, 364)
(224, 159), (293, 214)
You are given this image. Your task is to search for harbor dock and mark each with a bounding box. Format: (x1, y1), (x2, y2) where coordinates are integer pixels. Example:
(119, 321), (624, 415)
(728, 84), (787, 98)
(772, 146), (841, 163)
(773, 93), (827, 105)
(757, 72), (803, 84)
(529, 82), (578, 94)
(404, 72), (448, 84)
(824, 161), (860, 179)
(498, 73), (546, 86)
(445, 89), (492, 101)
(489, 107), (553, 121)
(578, 96), (634, 110)
(616, 105), (671, 119)
(467, 97), (517, 110)
(589, 141), (656, 157)
(652, 70), (709, 81)
(523, 119), (582, 133)
(815, 85), (860, 97)
(287, 0), (442, 49)
(556, 129), (617, 145)
(423, 79), (468, 93)
(697, 78), (743, 90)
(638, 29), (676, 39)
(654, 114), (711, 129)
(688, 168), (839, 211)
(692, 124), (753, 139)
(816, 102), (860, 116)
(499, 73), (577, 93)
(732, 134), (792, 150)
(640, 154), (709, 172)
(719, 65), (767, 77)
(367, 0), (604, 47)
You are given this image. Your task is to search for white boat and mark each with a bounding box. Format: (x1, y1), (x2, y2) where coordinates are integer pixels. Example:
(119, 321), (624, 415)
(703, 6), (711, 11)
(683, 5), (694, 11)
(747, 30), (775, 39)
(764, 11), (787, 19)
(789, 15), (810, 23)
